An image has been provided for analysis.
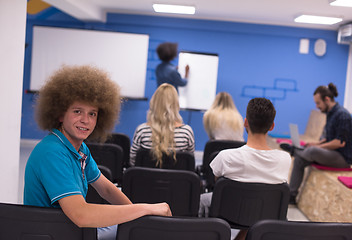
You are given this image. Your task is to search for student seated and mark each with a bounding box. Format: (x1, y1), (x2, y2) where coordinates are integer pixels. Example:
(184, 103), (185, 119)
(130, 83), (195, 167)
(288, 83), (352, 204)
(199, 97), (291, 240)
(24, 65), (171, 240)
(203, 92), (244, 141)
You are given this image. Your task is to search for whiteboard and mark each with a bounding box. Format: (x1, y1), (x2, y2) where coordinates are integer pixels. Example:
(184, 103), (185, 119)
(178, 52), (219, 111)
(30, 26), (149, 98)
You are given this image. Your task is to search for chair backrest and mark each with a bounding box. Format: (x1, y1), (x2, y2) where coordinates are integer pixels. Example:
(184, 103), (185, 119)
(209, 178), (289, 229)
(246, 219), (352, 240)
(86, 142), (124, 185)
(135, 148), (195, 171)
(86, 165), (113, 204)
(202, 140), (246, 190)
(117, 215), (231, 240)
(122, 167), (201, 216)
(105, 132), (131, 168)
(0, 202), (97, 240)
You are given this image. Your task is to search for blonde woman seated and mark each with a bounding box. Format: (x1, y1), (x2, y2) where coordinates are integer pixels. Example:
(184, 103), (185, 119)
(203, 92), (244, 141)
(130, 83), (195, 166)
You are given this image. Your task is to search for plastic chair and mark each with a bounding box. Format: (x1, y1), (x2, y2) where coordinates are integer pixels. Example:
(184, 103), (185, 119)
(246, 219), (352, 240)
(86, 142), (124, 186)
(105, 132), (131, 169)
(122, 167), (201, 216)
(86, 165), (113, 204)
(135, 148), (195, 171)
(117, 215), (231, 240)
(0, 202), (97, 239)
(210, 178), (289, 229)
(200, 140), (246, 190)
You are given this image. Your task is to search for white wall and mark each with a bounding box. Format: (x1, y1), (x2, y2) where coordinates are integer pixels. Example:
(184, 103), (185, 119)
(344, 44), (352, 113)
(0, 0), (27, 203)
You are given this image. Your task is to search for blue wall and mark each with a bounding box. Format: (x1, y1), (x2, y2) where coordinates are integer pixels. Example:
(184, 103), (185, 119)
(22, 8), (350, 151)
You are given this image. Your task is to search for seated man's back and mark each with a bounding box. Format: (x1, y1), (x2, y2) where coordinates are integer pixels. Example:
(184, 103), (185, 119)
(199, 98), (291, 240)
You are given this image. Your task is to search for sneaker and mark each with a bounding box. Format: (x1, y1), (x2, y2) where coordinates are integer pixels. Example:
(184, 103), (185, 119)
(280, 143), (294, 156)
(289, 195), (297, 205)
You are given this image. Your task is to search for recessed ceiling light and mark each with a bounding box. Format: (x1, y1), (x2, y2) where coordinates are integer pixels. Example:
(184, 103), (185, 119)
(330, 0), (352, 7)
(152, 4), (195, 15)
(294, 15), (343, 25)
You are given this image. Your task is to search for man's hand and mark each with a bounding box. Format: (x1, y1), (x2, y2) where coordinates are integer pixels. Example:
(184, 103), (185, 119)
(185, 65), (190, 78)
(149, 202), (172, 217)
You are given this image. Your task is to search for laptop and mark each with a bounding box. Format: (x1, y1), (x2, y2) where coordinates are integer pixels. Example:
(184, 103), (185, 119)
(289, 123), (305, 150)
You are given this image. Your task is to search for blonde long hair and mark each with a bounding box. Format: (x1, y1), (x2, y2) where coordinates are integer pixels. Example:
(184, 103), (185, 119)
(203, 92), (243, 139)
(147, 83), (183, 166)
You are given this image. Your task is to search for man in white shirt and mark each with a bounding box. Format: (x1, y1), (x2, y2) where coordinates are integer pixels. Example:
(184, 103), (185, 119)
(199, 97), (291, 240)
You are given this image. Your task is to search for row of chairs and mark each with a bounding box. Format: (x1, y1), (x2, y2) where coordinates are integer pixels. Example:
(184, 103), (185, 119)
(1, 202), (351, 240)
(88, 166), (290, 231)
(87, 133), (247, 191)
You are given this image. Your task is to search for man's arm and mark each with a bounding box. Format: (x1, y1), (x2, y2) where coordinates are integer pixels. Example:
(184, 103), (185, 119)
(90, 174), (131, 205)
(305, 138), (326, 147)
(58, 174), (171, 228)
(171, 69), (188, 86)
(59, 195), (171, 228)
(317, 138), (345, 150)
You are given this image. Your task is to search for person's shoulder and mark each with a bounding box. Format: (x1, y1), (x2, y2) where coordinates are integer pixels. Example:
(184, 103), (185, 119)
(134, 122), (151, 136)
(271, 149), (292, 162)
(34, 134), (64, 152)
(136, 122), (150, 130)
(339, 106), (352, 118)
(220, 145), (246, 156)
(180, 124), (193, 129)
(29, 135), (69, 166)
(178, 124), (194, 134)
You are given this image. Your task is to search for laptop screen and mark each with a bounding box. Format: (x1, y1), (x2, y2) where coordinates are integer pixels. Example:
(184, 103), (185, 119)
(289, 123), (304, 149)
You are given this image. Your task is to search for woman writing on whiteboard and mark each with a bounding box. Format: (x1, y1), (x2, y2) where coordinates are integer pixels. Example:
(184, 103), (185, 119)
(203, 92), (244, 141)
(130, 83), (195, 166)
(155, 42), (190, 91)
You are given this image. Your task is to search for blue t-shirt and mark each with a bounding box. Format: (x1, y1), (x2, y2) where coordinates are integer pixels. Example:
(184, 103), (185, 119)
(24, 129), (101, 208)
(155, 61), (187, 90)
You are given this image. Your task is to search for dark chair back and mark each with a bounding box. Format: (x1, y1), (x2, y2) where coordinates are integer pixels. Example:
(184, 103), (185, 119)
(210, 178), (289, 229)
(202, 140), (246, 190)
(105, 132), (131, 169)
(86, 165), (113, 204)
(123, 167), (201, 216)
(246, 219), (352, 240)
(117, 215), (231, 240)
(86, 142), (124, 185)
(0, 202), (97, 240)
(135, 148), (195, 171)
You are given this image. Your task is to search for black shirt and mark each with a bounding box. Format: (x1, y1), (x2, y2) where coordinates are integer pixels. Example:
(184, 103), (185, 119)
(325, 103), (352, 164)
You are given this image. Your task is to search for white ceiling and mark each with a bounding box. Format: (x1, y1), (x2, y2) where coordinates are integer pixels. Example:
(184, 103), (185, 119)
(44, 0), (352, 30)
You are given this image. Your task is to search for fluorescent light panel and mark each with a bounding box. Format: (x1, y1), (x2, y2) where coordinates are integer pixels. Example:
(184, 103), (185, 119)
(330, 0), (352, 7)
(153, 4), (195, 14)
(294, 15), (343, 25)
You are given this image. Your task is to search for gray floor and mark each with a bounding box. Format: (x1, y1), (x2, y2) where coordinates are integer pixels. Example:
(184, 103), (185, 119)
(19, 139), (308, 239)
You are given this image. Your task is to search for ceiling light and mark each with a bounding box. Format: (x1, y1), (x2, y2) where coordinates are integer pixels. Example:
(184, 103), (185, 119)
(294, 15), (343, 25)
(330, 0), (352, 7)
(152, 4), (195, 15)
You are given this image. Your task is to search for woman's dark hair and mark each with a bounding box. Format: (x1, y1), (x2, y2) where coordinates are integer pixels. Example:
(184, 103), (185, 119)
(156, 42), (178, 62)
(246, 98), (276, 134)
(313, 83), (338, 101)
